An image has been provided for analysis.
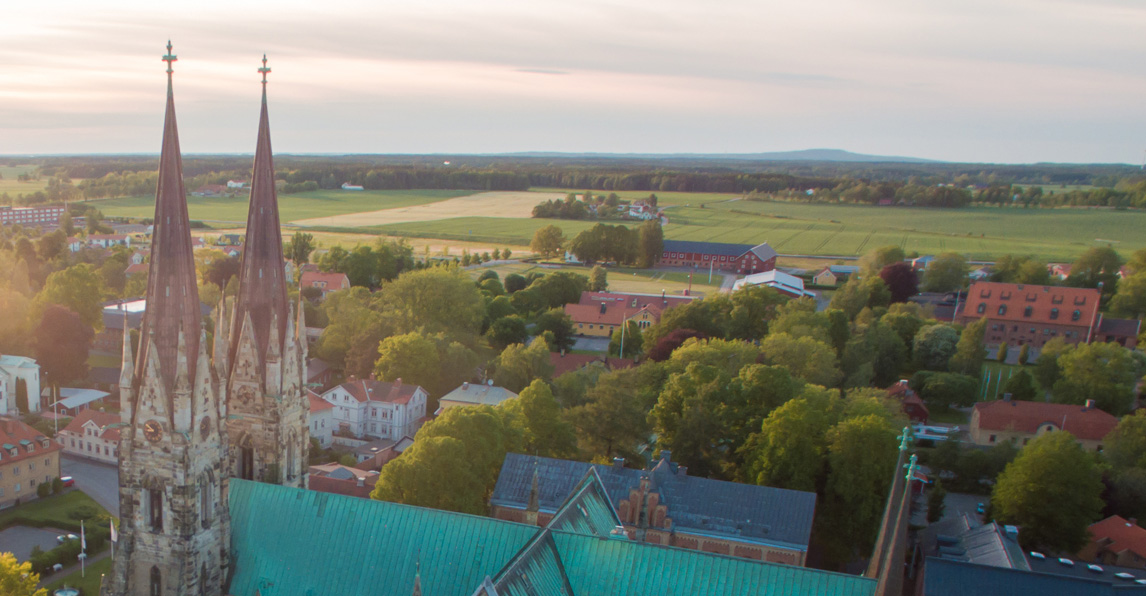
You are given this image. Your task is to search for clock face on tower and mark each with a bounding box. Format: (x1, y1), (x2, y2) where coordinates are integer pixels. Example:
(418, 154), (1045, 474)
(200, 416), (211, 440)
(143, 420), (163, 443)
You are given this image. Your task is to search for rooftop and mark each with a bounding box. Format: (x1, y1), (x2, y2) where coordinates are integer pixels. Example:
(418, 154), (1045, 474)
(973, 399), (1118, 442)
(960, 281), (1100, 327)
(1088, 515), (1146, 561)
(439, 382), (518, 407)
(327, 378), (423, 405)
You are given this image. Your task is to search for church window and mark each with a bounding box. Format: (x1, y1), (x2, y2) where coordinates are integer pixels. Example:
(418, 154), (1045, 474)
(200, 563), (208, 596)
(201, 481), (212, 528)
(241, 447), (254, 480)
(150, 489), (164, 531)
(150, 566), (162, 596)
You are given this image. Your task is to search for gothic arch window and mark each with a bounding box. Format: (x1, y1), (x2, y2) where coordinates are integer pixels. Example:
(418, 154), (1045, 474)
(149, 489), (163, 531)
(200, 477), (212, 528)
(150, 565), (162, 596)
(286, 432), (296, 481)
(238, 433), (255, 481)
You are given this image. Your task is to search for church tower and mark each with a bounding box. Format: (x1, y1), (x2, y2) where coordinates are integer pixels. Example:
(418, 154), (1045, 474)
(224, 55), (310, 488)
(103, 42), (231, 596)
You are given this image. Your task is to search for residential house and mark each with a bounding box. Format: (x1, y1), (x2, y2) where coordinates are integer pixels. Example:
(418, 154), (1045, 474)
(887, 380), (929, 423)
(300, 271), (351, 298)
(306, 358), (335, 391)
(958, 281), (1138, 349)
(549, 352), (635, 378)
(217, 233), (243, 246)
(1080, 516), (1146, 570)
(308, 463), (380, 499)
(626, 200), (660, 220)
(48, 388), (110, 417)
(970, 398), (1117, 451)
(812, 268), (839, 286)
(57, 410), (121, 464)
(86, 234), (131, 249)
(565, 290), (697, 338)
(0, 355), (41, 415)
(731, 270), (816, 298)
(490, 451), (818, 566)
(659, 240), (778, 274)
(66, 237), (84, 252)
(192, 184), (227, 197)
(1049, 263), (1072, 280)
(125, 262), (148, 277)
(437, 382), (518, 415)
(308, 390), (334, 448)
(912, 255), (935, 271)
(130, 249), (148, 265)
(320, 377), (427, 444)
(0, 417), (61, 507)
(352, 436), (414, 469)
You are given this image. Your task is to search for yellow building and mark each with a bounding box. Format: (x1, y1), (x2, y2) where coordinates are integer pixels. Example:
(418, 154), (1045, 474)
(969, 398), (1117, 451)
(0, 417), (61, 507)
(565, 303), (658, 338)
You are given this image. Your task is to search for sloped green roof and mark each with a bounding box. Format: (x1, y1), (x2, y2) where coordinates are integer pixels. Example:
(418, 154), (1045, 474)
(228, 480), (537, 596)
(551, 532), (876, 596)
(546, 468), (621, 539)
(489, 530), (576, 596)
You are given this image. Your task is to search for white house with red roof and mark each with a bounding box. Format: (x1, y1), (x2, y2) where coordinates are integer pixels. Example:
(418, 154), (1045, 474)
(58, 409), (122, 464)
(86, 234), (131, 249)
(320, 377), (427, 444)
(308, 390), (334, 447)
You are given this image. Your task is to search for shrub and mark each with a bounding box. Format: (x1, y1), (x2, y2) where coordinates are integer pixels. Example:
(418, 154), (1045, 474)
(67, 504), (98, 520)
(37, 482), (51, 498)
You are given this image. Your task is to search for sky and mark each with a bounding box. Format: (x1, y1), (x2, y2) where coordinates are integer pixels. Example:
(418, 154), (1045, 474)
(1, 0), (1144, 163)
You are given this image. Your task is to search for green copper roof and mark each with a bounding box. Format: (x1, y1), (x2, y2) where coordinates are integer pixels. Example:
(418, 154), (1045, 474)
(228, 480), (537, 596)
(552, 532), (876, 596)
(489, 530), (576, 596)
(546, 468), (622, 539)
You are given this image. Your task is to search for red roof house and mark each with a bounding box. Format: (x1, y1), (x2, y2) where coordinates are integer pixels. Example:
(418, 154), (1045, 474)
(549, 352), (635, 378)
(887, 380), (929, 423)
(957, 281), (1101, 348)
(970, 398), (1117, 451)
(301, 271), (351, 298)
(1079, 515), (1146, 569)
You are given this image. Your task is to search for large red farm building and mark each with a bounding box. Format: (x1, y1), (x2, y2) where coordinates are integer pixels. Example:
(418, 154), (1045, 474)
(660, 240), (777, 274)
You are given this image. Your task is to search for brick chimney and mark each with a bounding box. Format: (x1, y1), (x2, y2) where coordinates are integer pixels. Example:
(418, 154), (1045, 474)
(1084, 399), (1096, 410)
(613, 457), (625, 469)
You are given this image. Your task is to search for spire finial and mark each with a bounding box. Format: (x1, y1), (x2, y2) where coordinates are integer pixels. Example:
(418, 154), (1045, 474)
(897, 426), (912, 452)
(259, 54), (271, 85)
(904, 453), (919, 482)
(162, 40), (177, 75)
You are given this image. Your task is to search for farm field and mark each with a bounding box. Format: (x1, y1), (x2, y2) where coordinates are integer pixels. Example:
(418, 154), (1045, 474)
(293, 191), (562, 227)
(470, 262), (719, 297)
(0, 165), (46, 196)
(88, 189), (472, 223)
(529, 187), (740, 207)
(198, 228), (533, 260)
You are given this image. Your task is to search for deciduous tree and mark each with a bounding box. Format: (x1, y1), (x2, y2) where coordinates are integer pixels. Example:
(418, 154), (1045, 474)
(1052, 341), (1143, 415)
(29, 263), (105, 331)
(992, 431), (1104, 551)
(491, 337), (554, 392)
(637, 219), (664, 268)
(0, 553), (47, 596)
(530, 224), (566, 258)
(285, 231), (316, 266)
(912, 325), (959, 371)
(949, 318), (988, 377)
(921, 252), (967, 293)
(760, 333), (842, 387)
(502, 380), (578, 459)
(34, 305), (93, 403)
(608, 320), (643, 359)
(567, 367), (653, 465)
(879, 262), (919, 303)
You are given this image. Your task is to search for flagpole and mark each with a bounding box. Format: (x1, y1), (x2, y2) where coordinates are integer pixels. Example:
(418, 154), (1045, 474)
(81, 519), (86, 578)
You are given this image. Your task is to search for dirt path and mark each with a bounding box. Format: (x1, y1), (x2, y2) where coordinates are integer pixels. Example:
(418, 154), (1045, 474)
(294, 191), (564, 228)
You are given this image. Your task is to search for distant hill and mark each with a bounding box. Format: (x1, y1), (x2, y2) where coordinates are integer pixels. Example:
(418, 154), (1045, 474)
(500, 149), (937, 163)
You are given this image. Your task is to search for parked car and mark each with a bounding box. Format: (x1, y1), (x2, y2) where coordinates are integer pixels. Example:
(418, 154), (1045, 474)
(977, 503), (986, 514)
(56, 533), (78, 543)
(60, 476), (75, 487)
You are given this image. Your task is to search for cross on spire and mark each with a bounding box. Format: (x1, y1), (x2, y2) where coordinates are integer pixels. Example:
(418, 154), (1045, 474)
(259, 54), (271, 85)
(162, 40), (177, 74)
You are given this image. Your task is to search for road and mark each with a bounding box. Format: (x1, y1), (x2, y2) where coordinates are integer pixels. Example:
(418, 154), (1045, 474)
(941, 492), (986, 525)
(61, 455), (119, 518)
(0, 525), (66, 561)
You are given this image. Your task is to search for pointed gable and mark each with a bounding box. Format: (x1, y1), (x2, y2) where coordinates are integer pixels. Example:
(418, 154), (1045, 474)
(229, 70), (289, 374)
(135, 55), (201, 393)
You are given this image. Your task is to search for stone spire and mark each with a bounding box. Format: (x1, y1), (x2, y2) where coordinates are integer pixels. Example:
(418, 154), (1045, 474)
(229, 54), (288, 373)
(411, 561), (422, 596)
(867, 426), (912, 579)
(135, 39), (201, 393)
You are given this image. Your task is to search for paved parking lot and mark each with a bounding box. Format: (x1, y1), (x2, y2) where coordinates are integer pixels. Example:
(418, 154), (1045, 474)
(941, 492), (986, 524)
(0, 525), (66, 561)
(61, 454), (119, 517)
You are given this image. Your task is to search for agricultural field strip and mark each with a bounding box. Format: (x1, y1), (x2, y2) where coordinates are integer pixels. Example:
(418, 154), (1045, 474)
(291, 191), (564, 227)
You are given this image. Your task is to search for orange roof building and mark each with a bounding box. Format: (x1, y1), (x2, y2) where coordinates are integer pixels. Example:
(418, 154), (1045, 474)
(957, 281), (1101, 349)
(0, 417), (62, 507)
(969, 398), (1117, 451)
(1080, 515), (1146, 569)
(59, 409), (122, 464)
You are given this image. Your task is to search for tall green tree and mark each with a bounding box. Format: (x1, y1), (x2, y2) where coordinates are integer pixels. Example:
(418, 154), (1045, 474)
(1110, 273), (1146, 319)
(501, 380), (578, 459)
(992, 431), (1104, 551)
(928, 480), (948, 523)
(491, 337), (554, 392)
(740, 388), (840, 491)
(818, 414), (898, 564)
(532, 308), (576, 352)
(34, 305), (93, 401)
(760, 333), (842, 387)
(285, 231), (316, 266)
(380, 268), (485, 341)
(921, 253), (968, 292)
(530, 224), (566, 258)
(1105, 411), (1146, 471)
(1032, 337), (1070, 391)
(374, 331), (440, 392)
(637, 219), (665, 268)
(588, 265), (608, 291)
(859, 245), (906, 275)
(1052, 341), (1143, 415)
(912, 325), (960, 371)
(567, 367), (654, 465)
(1067, 246), (1124, 302)
(608, 320), (643, 359)
(949, 318), (988, 377)
(1002, 369), (1038, 401)
(29, 263), (105, 331)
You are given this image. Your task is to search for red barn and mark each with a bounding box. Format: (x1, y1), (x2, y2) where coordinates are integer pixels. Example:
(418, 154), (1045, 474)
(659, 240), (777, 274)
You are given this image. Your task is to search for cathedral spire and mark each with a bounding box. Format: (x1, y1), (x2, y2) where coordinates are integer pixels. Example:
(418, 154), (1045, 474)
(135, 39), (201, 394)
(229, 53), (288, 375)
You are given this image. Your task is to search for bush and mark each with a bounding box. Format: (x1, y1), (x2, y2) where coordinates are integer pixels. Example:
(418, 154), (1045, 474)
(52, 477), (63, 494)
(36, 482), (51, 498)
(67, 504), (99, 520)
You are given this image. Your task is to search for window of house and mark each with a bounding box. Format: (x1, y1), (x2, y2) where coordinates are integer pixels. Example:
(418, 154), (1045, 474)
(1023, 306), (1033, 317)
(977, 303), (986, 314)
(989, 435), (996, 443)
(1072, 310), (1081, 321)
(1050, 308), (1059, 320)
(998, 305), (1007, 315)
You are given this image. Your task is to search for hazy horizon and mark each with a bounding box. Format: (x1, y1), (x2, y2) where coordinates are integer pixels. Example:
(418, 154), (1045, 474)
(3, 0), (1144, 163)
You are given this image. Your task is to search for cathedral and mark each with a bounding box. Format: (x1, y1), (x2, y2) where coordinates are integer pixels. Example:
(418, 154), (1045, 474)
(101, 44), (309, 596)
(99, 43), (896, 596)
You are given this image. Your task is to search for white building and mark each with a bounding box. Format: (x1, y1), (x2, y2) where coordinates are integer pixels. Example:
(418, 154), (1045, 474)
(321, 378), (427, 445)
(341, 183), (364, 191)
(436, 382), (518, 415)
(731, 270), (817, 298)
(0, 355), (41, 415)
(58, 410), (121, 464)
(308, 390), (334, 448)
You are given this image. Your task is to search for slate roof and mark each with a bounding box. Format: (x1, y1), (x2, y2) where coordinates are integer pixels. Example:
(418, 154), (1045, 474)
(1098, 317), (1142, 338)
(973, 400), (1118, 441)
(578, 291), (696, 310)
(491, 453), (817, 551)
(924, 558), (1146, 596)
(663, 240), (755, 258)
(51, 388), (110, 409)
(331, 379), (423, 404)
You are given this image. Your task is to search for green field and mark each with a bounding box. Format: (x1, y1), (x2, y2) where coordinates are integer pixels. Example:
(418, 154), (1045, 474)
(43, 555), (112, 594)
(365, 199), (1146, 261)
(471, 262), (720, 296)
(0, 165), (45, 196)
(530, 187), (740, 207)
(88, 189), (472, 224)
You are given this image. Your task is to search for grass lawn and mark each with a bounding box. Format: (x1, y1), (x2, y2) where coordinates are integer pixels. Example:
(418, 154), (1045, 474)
(0, 490), (113, 532)
(979, 361), (1023, 401)
(929, 407), (970, 425)
(0, 165), (47, 196)
(43, 555), (112, 595)
(86, 189), (472, 224)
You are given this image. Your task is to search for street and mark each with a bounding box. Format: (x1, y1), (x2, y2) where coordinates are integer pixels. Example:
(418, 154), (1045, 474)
(61, 455), (119, 518)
